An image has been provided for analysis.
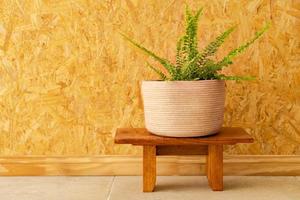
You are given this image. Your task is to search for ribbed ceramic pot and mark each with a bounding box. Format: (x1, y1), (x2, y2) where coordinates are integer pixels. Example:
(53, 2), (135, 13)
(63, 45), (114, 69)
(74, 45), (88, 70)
(141, 80), (225, 137)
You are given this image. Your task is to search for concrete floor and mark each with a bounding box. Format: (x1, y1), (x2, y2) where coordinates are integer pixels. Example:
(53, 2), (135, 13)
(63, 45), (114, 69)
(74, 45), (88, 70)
(0, 176), (299, 200)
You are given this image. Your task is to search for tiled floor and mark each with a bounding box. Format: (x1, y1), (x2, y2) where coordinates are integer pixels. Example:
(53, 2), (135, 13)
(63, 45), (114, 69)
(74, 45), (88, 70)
(0, 176), (299, 200)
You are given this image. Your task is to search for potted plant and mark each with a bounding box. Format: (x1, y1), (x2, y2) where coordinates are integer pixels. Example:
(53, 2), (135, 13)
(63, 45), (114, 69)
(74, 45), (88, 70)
(122, 6), (269, 137)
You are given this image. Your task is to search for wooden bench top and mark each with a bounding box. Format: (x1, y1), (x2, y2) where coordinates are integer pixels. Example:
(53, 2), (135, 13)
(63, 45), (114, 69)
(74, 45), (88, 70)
(115, 127), (254, 145)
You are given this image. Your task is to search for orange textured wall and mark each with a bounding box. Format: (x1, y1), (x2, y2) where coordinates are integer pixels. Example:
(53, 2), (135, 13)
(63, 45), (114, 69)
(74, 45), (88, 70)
(0, 0), (299, 155)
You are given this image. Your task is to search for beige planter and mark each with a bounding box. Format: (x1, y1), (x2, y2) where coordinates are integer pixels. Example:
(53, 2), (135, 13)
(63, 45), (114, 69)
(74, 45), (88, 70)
(141, 80), (225, 137)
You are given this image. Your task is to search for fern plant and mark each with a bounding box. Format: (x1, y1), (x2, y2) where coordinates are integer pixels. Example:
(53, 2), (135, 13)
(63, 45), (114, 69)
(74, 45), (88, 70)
(121, 6), (269, 81)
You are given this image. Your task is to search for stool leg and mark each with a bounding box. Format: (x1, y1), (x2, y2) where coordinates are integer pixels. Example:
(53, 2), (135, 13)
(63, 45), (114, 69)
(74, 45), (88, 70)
(143, 145), (156, 192)
(207, 144), (223, 191)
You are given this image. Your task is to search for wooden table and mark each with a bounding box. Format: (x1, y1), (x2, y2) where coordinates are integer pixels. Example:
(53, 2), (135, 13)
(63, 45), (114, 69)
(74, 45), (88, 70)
(115, 127), (253, 192)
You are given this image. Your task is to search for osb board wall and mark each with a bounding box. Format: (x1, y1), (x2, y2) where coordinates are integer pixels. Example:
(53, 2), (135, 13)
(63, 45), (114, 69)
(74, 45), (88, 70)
(0, 0), (299, 156)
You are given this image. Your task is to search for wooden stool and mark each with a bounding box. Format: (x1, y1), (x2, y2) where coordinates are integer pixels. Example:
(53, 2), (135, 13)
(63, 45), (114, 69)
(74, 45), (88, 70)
(115, 127), (253, 192)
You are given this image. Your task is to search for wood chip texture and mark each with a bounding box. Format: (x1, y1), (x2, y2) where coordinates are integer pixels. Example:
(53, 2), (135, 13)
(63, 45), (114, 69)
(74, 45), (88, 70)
(0, 0), (299, 155)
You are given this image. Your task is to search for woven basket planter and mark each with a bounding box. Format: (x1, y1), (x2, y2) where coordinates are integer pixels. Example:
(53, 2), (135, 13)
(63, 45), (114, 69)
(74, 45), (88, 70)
(141, 80), (225, 137)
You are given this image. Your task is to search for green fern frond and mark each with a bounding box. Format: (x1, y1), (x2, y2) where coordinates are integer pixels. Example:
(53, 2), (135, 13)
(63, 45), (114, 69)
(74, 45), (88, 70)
(185, 5), (193, 25)
(146, 62), (167, 80)
(217, 22), (270, 68)
(181, 55), (201, 80)
(121, 7), (269, 81)
(197, 26), (236, 66)
(179, 6), (203, 79)
(184, 6), (203, 60)
(217, 74), (256, 81)
(195, 59), (221, 80)
(176, 37), (185, 68)
(120, 32), (176, 76)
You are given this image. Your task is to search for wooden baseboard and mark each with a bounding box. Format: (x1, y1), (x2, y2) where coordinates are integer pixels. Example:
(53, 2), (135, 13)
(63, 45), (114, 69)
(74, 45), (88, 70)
(0, 155), (299, 176)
